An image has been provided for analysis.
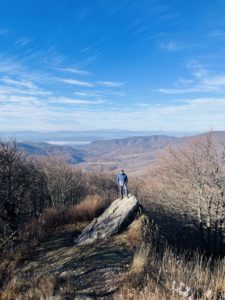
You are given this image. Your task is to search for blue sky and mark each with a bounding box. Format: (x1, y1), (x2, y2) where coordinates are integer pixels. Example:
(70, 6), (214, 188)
(0, 0), (225, 132)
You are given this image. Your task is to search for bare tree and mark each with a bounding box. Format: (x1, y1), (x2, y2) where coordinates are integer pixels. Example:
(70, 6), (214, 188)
(144, 133), (225, 253)
(0, 139), (49, 236)
(39, 156), (86, 207)
(85, 172), (118, 202)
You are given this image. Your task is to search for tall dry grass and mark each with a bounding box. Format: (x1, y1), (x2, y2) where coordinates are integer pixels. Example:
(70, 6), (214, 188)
(0, 273), (56, 300)
(67, 194), (107, 221)
(115, 247), (225, 300)
(23, 194), (107, 245)
(0, 194), (109, 297)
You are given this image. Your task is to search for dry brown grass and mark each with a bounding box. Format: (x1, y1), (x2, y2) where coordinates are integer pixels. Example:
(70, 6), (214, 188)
(23, 194), (107, 245)
(126, 217), (143, 250)
(0, 273), (56, 300)
(0, 196), (117, 299)
(24, 207), (65, 245)
(2, 222), (225, 299)
(0, 194), (109, 298)
(67, 194), (107, 222)
(127, 216), (152, 277)
(2, 189), (225, 299)
(113, 247), (225, 300)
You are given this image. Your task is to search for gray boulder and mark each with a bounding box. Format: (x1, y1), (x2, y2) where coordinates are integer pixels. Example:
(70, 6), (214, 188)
(76, 194), (139, 245)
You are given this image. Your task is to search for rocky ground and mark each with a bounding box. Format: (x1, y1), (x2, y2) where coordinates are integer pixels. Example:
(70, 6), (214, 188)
(2, 196), (151, 299)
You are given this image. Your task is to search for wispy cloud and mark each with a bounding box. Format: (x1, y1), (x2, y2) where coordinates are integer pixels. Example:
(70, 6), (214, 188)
(0, 90), (104, 107)
(74, 91), (92, 96)
(79, 46), (100, 65)
(159, 87), (200, 94)
(55, 67), (91, 76)
(0, 77), (37, 89)
(1, 94), (224, 131)
(58, 79), (126, 88)
(48, 97), (104, 105)
(58, 78), (95, 87)
(0, 85), (51, 96)
(158, 61), (225, 94)
(97, 81), (126, 87)
(74, 90), (127, 97)
(15, 37), (31, 47)
(0, 45), (126, 131)
(0, 54), (24, 74)
(157, 41), (191, 52)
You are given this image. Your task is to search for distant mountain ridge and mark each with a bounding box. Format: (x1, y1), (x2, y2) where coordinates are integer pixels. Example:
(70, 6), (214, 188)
(17, 131), (225, 173)
(18, 142), (86, 164)
(79, 135), (179, 156)
(0, 130), (197, 143)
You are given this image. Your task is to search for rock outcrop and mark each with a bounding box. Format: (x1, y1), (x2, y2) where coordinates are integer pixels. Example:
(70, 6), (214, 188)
(3, 194), (151, 299)
(76, 194), (139, 245)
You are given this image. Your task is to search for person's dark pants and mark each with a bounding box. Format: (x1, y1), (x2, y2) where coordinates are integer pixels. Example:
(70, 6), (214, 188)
(119, 184), (128, 199)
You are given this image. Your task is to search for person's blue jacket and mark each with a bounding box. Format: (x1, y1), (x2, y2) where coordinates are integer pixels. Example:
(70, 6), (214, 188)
(117, 173), (128, 186)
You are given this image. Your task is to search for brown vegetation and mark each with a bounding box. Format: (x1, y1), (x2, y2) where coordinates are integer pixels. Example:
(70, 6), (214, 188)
(139, 133), (225, 254)
(0, 139), (118, 246)
(0, 139), (49, 237)
(0, 194), (110, 299)
(114, 247), (225, 300)
(1, 133), (225, 299)
(67, 194), (107, 221)
(23, 194), (108, 245)
(39, 156), (86, 207)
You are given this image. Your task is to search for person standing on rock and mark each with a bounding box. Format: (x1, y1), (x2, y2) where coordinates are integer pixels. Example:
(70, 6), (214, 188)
(117, 170), (128, 199)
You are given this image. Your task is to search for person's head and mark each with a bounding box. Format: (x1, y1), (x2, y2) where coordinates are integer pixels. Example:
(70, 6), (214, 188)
(121, 169), (124, 174)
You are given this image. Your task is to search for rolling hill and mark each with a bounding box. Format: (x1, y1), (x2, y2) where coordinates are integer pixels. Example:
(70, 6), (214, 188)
(17, 131), (225, 174)
(18, 142), (86, 164)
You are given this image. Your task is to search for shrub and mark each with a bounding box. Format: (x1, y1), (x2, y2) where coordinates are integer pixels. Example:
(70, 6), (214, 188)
(0, 139), (49, 237)
(24, 207), (66, 244)
(67, 194), (108, 222)
(140, 133), (225, 254)
(23, 194), (108, 245)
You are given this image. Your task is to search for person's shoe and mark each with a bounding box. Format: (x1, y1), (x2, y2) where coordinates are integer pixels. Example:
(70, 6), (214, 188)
(120, 197), (123, 200)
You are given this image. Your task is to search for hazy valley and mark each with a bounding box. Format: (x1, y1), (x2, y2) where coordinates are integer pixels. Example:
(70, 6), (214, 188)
(17, 131), (225, 174)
